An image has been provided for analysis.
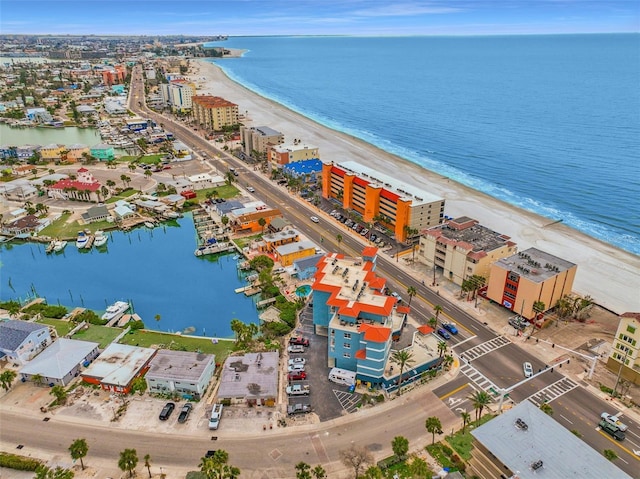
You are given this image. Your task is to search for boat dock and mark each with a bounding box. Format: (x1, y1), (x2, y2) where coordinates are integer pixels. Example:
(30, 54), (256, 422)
(244, 287), (261, 296)
(256, 297), (277, 308)
(84, 234), (95, 249)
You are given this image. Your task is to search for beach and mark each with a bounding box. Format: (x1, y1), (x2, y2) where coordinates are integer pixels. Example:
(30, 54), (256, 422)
(193, 59), (639, 315)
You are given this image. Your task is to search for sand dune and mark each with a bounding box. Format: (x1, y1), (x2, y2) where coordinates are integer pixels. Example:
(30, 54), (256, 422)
(192, 59), (639, 314)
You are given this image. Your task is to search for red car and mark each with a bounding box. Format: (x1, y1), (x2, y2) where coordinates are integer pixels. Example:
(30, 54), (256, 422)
(289, 337), (310, 347)
(287, 371), (307, 381)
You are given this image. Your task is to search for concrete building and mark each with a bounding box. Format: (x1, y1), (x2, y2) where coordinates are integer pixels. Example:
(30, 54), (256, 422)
(0, 320), (52, 365)
(89, 143), (115, 161)
(322, 161), (445, 243)
(468, 401), (631, 479)
(256, 228), (301, 255)
(418, 217), (518, 286)
(191, 95), (239, 131)
(486, 248), (577, 321)
(81, 343), (156, 394)
(275, 240), (317, 267)
(270, 143), (319, 165)
(217, 352), (278, 406)
(160, 79), (196, 112)
(48, 167), (102, 202)
(240, 126), (284, 157)
(20, 338), (99, 386)
(292, 254), (325, 280)
(145, 350), (216, 400)
(229, 208), (283, 234)
(607, 312), (640, 385)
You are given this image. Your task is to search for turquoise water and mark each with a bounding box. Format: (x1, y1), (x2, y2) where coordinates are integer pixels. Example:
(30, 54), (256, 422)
(209, 34), (640, 255)
(295, 285), (311, 297)
(0, 215), (259, 338)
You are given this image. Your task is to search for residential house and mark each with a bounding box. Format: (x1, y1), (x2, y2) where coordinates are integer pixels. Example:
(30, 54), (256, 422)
(0, 180), (37, 201)
(229, 208), (282, 234)
(81, 204), (111, 223)
(468, 401), (631, 479)
(90, 143), (115, 161)
(274, 240), (317, 267)
(0, 320), (52, 365)
(292, 254), (325, 280)
(20, 338), (100, 386)
(16, 145), (39, 161)
(66, 144), (90, 163)
(0, 214), (43, 237)
(607, 312), (640, 385)
(81, 343), (156, 393)
(39, 144), (64, 161)
(257, 228), (301, 254)
(217, 352), (278, 406)
(485, 248), (577, 321)
(321, 160), (445, 243)
(145, 350), (216, 400)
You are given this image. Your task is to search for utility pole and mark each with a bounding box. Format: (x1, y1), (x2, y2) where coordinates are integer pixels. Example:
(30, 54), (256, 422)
(612, 349), (629, 398)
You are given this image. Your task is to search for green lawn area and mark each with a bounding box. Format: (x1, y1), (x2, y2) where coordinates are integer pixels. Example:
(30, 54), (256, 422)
(195, 185), (239, 202)
(233, 234), (262, 249)
(38, 215), (115, 240)
(136, 154), (165, 165)
(72, 325), (122, 349)
(445, 414), (496, 461)
(37, 318), (75, 337)
(118, 329), (235, 361)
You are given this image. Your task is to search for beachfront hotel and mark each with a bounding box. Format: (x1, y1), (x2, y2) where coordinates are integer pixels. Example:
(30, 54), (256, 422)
(485, 247), (577, 321)
(160, 79), (196, 113)
(269, 142), (320, 165)
(191, 95), (239, 131)
(417, 216), (518, 286)
(321, 161), (445, 243)
(311, 247), (442, 389)
(607, 312), (640, 385)
(240, 125), (284, 157)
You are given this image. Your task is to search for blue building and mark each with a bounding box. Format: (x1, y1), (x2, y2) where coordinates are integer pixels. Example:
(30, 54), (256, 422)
(292, 253), (324, 280)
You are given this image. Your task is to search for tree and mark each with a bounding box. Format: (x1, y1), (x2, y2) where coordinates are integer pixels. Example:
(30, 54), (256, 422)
(311, 465), (326, 478)
(50, 385), (67, 404)
(144, 169), (152, 179)
(258, 217), (267, 234)
(425, 416), (443, 444)
(144, 454), (152, 478)
(0, 369), (17, 391)
(225, 171), (235, 185)
(339, 445), (373, 479)
(31, 373), (44, 387)
(69, 438), (88, 470)
(409, 457), (431, 477)
(460, 411), (471, 433)
(106, 179), (116, 191)
(468, 390), (491, 421)
(433, 305), (443, 324)
(428, 316), (437, 329)
(540, 403), (554, 416)
(120, 174), (129, 188)
(34, 465), (74, 479)
(295, 462), (311, 479)
(390, 349), (415, 394)
(118, 448), (138, 478)
(362, 466), (383, 479)
(128, 163), (137, 173)
(406, 285), (417, 308)
(199, 449), (240, 479)
(391, 436), (409, 459)
(336, 233), (343, 246)
(443, 354), (454, 370)
(437, 340), (448, 358)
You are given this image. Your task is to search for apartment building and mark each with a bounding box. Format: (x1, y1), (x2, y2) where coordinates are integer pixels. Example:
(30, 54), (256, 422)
(160, 79), (196, 113)
(321, 161), (445, 242)
(269, 143), (319, 165)
(418, 216), (517, 286)
(607, 312), (640, 385)
(191, 95), (239, 131)
(486, 247), (577, 320)
(240, 125), (284, 157)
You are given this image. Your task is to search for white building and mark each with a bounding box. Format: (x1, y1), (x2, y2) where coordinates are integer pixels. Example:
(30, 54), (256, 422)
(145, 350), (216, 400)
(0, 320), (52, 365)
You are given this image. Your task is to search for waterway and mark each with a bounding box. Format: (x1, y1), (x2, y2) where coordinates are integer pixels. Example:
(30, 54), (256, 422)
(0, 123), (102, 147)
(0, 214), (260, 338)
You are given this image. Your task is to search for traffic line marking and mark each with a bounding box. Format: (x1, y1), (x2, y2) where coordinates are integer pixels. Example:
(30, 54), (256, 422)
(439, 383), (470, 400)
(596, 429), (640, 460)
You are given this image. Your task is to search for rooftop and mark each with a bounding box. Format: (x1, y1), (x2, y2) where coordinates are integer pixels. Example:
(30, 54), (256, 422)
(217, 352), (278, 400)
(424, 217), (515, 257)
(276, 239), (316, 256)
(494, 247), (576, 283)
(472, 401), (632, 479)
(81, 343), (156, 387)
(20, 338), (99, 379)
(193, 95), (237, 109)
(248, 125), (282, 137)
(146, 350), (215, 382)
(0, 319), (48, 351)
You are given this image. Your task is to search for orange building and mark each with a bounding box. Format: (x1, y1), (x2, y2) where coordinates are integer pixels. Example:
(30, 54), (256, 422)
(192, 95), (239, 131)
(100, 65), (126, 86)
(229, 208), (282, 234)
(486, 248), (577, 321)
(322, 161), (445, 242)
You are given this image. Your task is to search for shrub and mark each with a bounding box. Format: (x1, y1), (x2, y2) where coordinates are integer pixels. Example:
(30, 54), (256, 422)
(128, 320), (145, 330)
(376, 455), (401, 470)
(603, 449), (617, 461)
(0, 452), (42, 471)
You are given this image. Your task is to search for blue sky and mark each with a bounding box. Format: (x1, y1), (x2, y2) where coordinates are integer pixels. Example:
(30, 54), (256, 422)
(1, 0), (638, 36)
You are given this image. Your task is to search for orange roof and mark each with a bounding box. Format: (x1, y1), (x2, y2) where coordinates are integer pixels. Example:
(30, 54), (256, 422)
(359, 323), (391, 342)
(397, 305), (410, 314)
(355, 349), (367, 359)
(418, 325), (434, 335)
(193, 95), (237, 109)
(362, 246), (378, 258)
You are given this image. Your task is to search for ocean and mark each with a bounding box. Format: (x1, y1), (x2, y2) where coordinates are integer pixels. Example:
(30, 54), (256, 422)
(207, 34), (640, 255)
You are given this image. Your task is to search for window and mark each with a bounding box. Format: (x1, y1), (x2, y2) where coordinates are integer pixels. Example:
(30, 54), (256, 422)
(627, 325), (636, 334)
(344, 343), (351, 349)
(619, 334), (637, 346)
(344, 333), (351, 339)
(343, 353), (351, 358)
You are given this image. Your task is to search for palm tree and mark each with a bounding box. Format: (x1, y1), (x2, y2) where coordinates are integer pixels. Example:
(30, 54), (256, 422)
(144, 454), (152, 478)
(258, 217), (267, 234)
(32, 373), (44, 387)
(336, 233), (343, 247)
(443, 354), (454, 370)
(120, 174), (128, 188)
(433, 305), (443, 324)
(428, 316), (437, 330)
(425, 416), (443, 444)
(128, 163), (136, 173)
(295, 462), (311, 479)
(118, 448), (138, 478)
(437, 341), (447, 358)
(144, 169), (152, 179)
(460, 411), (471, 433)
(0, 370), (17, 391)
(390, 349), (415, 394)
(406, 285), (417, 308)
(69, 438), (89, 470)
(540, 403), (554, 416)
(50, 385), (67, 404)
(312, 465), (326, 478)
(106, 179), (116, 192)
(34, 465), (74, 479)
(468, 390), (491, 421)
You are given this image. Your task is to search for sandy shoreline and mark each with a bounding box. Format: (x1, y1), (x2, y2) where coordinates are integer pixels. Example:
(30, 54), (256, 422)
(192, 59), (639, 314)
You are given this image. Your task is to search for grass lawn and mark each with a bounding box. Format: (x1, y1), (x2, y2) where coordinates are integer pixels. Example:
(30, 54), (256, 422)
(72, 325), (122, 349)
(136, 154), (165, 165)
(37, 318), (75, 337)
(195, 185), (239, 202)
(445, 414), (496, 461)
(233, 234), (262, 249)
(39, 215), (115, 240)
(118, 330), (235, 361)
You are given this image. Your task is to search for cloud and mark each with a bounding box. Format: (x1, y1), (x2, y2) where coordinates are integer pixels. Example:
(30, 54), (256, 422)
(352, 2), (464, 17)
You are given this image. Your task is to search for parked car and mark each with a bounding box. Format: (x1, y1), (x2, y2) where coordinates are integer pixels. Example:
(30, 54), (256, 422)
(205, 450), (217, 458)
(599, 419), (626, 441)
(390, 292), (403, 303)
(287, 403), (312, 415)
(601, 412), (628, 431)
(508, 316), (529, 330)
(288, 344), (305, 353)
(288, 357), (306, 366)
(289, 337), (310, 347)
(286, 384), (310, 396)
(442, 322), (459, 335)
(522, 361), (534, 378)
(370, 234), (377, 242)
(287, 371), (307, 381)
(360, 228), (369, 236)
(288, 363), (306, 372)
(159, 402), (175, 421)
(436, 328), (451, 340)
(209, 403), (223, 430)
(177, 402), (193, 423)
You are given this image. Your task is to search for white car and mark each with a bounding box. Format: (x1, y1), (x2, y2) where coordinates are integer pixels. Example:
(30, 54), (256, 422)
(288, 344), (305, 353)
(247, 187), (255, 193)
(601, 412), (628, 431)
(523, 362), (534, 378)
(310, 216), (319, 223)
(288, 363), (306, 372)
(288, 357), (306, 366)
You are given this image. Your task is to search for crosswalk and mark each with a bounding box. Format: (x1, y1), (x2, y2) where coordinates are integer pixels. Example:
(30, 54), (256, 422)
(527, 376), (579, 407)
(459, 362), (500, 399)
(457, 336), (511, 361)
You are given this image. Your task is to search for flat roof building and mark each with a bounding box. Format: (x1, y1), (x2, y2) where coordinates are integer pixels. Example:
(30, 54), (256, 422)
(217, 352), (278, 406)
(240, 125), (284, 156)
(145, 350), (216, 400)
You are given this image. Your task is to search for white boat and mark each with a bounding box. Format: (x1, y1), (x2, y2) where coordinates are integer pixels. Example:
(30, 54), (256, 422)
(144, 221), (155, 229)
(194, 241), (232, 256)
(75, 231), (88, 248)
(101, 301), (130, 325)
(46, 240), (56, 254)
(53, 240), (67, 252)
(94, 231), (108, 247)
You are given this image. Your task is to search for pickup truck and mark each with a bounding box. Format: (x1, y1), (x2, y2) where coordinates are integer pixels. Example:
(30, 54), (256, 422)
(286, 384), (310, 396)
(209, 403), (223, 430)
(600, 412), (628, 431)
(599, 419), (625, 441)
(287, 403), (312, 415)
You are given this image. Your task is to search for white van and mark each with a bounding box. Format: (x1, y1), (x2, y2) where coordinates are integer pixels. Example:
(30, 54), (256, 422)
(209, 403), (223, 430)
(328, 367), (356, 386)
